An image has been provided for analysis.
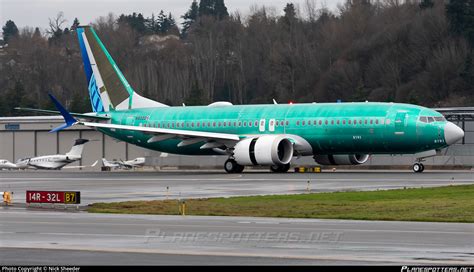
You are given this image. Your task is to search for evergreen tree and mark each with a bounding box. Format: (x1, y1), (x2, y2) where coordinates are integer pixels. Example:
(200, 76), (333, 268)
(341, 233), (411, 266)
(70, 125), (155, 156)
(214, 0), (229, 19)
(157, 10), (168, 33)
(33, 27), (42, 39)
(182, 0), (199, 35)
(2, 20), (19, 43)
(199, 0), (214, 17)
(118, 12), (147, 34)
(198, 0), (228, 19)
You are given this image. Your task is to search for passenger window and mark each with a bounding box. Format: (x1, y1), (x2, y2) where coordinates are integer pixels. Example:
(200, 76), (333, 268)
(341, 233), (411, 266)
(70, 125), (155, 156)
(331, 120), (334, 125)
(296, 121), (300, 126)
(319, 120), (322, 125)
(249, 122), (252, 127)
(238, 121), (242, 127)
(343, 120), (346, 125)
(286, 121), (289, 126)
(375, 119), (379, 125)
(337, 120), (340, 125)
(325, 120), (328, 125)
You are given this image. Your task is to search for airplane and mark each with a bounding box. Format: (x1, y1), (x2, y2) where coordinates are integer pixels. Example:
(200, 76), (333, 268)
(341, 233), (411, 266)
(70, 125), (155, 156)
(16, 26), (465, 173)
(0, 160), (19, 170)
(102, 157), (145, 169)
(15, 139), (97, 170)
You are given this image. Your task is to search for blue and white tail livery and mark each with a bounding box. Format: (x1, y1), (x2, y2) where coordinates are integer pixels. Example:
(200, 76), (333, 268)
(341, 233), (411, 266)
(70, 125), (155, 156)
(76, 26), (167, 112)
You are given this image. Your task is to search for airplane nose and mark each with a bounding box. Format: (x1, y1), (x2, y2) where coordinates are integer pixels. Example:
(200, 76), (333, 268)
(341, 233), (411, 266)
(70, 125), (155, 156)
(444, 122), (464, 145)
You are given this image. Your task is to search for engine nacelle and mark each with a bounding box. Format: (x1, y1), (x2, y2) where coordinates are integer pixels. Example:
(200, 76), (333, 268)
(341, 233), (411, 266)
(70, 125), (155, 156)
(234, 135), (294, 166)
(314, 154), (370, 165)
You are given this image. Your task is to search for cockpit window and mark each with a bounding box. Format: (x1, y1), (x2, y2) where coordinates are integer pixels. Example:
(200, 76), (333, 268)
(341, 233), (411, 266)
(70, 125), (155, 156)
(420, 116), (446, 123)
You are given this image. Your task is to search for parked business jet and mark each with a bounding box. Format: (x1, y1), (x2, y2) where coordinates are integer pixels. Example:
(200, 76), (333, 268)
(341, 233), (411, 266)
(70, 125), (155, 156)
(102, 157), (145, 169)
(16, 139), (96, 170)
(16, 26), (465, 173)
(0, 160), (19, 170)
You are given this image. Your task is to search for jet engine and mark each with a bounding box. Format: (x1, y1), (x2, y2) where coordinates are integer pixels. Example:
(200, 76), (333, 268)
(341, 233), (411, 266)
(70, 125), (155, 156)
(314, 154), (370, 165)
(233, 135), (294, 166)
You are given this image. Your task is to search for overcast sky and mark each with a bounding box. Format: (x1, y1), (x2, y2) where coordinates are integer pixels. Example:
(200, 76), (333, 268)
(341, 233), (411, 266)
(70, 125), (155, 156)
(1, 0), (343, 32)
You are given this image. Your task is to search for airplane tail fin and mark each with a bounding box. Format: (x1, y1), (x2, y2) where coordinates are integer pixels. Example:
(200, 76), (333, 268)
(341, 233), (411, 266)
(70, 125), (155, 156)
(76, 26), (168, 112)
(101, 158), (112, 167)
(66, 139), (89, 157)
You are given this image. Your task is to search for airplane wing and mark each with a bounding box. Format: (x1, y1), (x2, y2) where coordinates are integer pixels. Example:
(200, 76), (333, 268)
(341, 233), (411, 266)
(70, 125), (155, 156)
(62, 160), (98, 169)
(42, 94), (242, 151)
(80, 121), (241, 150)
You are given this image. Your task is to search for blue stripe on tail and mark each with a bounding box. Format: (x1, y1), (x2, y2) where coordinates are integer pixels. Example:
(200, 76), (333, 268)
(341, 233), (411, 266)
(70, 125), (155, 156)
(77, 27), (104, 112)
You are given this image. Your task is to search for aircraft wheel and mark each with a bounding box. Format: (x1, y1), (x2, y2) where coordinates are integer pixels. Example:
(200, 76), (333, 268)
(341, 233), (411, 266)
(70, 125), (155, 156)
(224, 159), (244, 173)
(413, 163), (422, 173)
(419, 163), (425, 172)
(234, 164), (245, 173)
(270, 164), (290, 173)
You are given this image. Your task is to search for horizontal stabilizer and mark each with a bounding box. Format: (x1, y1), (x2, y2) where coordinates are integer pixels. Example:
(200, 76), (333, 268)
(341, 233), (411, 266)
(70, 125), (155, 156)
(48, 94), (77, 133)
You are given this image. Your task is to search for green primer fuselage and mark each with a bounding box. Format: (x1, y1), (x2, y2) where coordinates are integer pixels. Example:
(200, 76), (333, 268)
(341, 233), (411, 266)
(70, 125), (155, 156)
(96, 102), (448, 156)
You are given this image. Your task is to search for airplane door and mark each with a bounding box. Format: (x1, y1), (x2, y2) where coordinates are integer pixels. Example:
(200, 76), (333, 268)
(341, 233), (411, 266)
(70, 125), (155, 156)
(125, 116), (136, 139)
(259, 119), (266, 132)
(395, 112), (407, 135)
(269, 119), (276, 132)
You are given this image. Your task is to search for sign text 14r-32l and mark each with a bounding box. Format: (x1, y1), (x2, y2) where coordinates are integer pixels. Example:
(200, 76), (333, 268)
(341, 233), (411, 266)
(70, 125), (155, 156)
(26, 191), (80, 204)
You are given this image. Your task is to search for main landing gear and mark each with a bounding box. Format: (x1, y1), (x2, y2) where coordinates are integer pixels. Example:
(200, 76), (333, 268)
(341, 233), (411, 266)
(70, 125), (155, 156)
(270, 164), (291, 173)
(224, 159), (244, 173)
(412, 162), (425, 173)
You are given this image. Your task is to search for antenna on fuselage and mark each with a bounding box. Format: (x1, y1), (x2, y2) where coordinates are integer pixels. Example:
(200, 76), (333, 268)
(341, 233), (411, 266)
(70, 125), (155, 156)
(272, 99), (278, 104)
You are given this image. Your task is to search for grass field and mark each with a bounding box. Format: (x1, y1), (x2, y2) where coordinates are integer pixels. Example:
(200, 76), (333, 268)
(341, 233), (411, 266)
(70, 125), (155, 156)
(88, 184), (474, 223)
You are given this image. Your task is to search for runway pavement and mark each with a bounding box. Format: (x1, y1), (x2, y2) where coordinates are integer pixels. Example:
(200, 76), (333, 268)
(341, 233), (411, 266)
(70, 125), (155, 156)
(0, 209), (472, 265)
(0, 170), (473, 205)
(0, 170), (472, 265)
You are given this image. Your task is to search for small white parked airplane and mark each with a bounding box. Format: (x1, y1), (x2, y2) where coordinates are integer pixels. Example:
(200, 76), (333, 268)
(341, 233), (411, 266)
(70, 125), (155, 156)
(0, 160), (19, 170)
(15, 139), (97, 170)
(102, 157), (145, 170)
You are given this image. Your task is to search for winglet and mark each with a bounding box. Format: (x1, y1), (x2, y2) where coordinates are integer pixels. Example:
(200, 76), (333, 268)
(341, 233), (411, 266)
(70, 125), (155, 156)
(48, 93), (77, 133)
